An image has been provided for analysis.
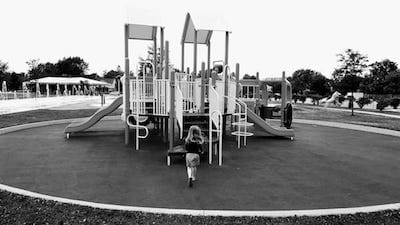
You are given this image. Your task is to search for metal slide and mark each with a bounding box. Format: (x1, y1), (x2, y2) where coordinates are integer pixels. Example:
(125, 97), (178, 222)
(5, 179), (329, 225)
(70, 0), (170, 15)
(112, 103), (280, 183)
(246, 108), (295, 138)
(64, 96), (123, 138)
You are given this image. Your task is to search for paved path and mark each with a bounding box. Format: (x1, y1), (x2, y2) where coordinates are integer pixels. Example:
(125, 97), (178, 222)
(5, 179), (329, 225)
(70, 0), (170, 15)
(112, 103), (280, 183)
(0, 95), (119, 114)
(298, 104), (400, 119)
(0, 119), (399, 210)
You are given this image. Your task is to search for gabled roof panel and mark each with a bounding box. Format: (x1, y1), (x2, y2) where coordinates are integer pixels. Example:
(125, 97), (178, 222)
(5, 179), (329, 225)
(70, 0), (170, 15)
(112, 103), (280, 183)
(181, 13), (230, 45)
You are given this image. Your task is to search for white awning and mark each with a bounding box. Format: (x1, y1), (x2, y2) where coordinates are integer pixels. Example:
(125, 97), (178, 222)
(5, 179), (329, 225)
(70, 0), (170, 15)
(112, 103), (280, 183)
(28, 77), (112, 87)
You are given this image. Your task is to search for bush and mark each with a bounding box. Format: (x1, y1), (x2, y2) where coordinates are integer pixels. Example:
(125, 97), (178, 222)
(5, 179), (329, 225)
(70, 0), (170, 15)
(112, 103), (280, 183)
(293, 94), (299, 103)
(356, 97), (372, 109)
(338, 96), (345, 103)
(299, 95), (306, 103)
(309, 94), (322, 105)
(389, 98), (400, 109)
(377, 99), (390, 111)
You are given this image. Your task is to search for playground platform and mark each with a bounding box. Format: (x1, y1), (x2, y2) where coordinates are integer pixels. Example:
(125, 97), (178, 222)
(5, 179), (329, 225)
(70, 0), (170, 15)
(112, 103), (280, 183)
(0, 118), (399, 211)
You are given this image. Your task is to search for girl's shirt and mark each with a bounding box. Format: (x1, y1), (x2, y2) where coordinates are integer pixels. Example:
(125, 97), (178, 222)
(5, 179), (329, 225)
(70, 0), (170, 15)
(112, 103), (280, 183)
(185, 141), (203, 154)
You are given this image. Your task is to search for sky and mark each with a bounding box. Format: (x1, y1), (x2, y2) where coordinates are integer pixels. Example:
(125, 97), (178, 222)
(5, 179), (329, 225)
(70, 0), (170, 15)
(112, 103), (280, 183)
(1, 0), (400, 79)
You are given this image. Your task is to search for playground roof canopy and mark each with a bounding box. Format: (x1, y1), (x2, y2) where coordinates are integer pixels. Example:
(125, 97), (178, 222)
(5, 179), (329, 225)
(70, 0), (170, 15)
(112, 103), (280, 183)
(126, 24), (158, 41)
(27, 77), (111, 87)
(181, 12), (231, 44)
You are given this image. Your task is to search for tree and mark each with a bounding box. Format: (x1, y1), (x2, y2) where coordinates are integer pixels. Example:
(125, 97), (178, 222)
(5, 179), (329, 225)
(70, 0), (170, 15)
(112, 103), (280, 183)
(104, 69), (123, 79)
(56, 57), (88, 76)
(289, 69), (330, 96)
(310, 74), (330, 97)
(0, 60), (8, 74)
(389, 98), (400, 109)
(333, 49), (368, 116)
(243, 74), (256, 79)
(356, 97), (372, 109)
(290, 69), (314, 94)
(361, 59), (398, 94)
(383, 71), (400, 94)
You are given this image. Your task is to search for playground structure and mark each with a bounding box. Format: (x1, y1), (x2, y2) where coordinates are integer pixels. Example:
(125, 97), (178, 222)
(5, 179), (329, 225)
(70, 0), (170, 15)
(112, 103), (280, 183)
(321, 91), (342, 107)
(64, 13), (295, 166)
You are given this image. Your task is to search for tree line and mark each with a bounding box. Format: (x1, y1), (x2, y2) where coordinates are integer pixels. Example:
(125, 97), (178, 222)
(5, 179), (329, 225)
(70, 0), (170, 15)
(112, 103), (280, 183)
(287, 49), (400, 109)
(0, 57), (123, 91)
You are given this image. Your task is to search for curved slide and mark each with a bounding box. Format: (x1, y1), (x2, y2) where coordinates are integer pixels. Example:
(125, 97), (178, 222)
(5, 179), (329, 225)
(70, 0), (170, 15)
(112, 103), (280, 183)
(64, 96), (123, 136)
(246, 108), (295, 138)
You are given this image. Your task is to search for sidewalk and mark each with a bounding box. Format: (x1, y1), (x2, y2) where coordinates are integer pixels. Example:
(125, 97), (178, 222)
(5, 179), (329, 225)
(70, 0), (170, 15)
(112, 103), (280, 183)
(0, 95), (117, 115)
(298, 105), (400, 119)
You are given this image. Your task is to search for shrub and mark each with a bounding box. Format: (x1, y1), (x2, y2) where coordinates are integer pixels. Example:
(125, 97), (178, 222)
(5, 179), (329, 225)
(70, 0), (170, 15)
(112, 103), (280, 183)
(377, 99), (390, 111)
(309, 94), (322, 105)
(293, 94), (299, 103)
(389, 98), (400, 109)
(356, 97), (372, 109)
(338, 96), (345, 103)
(299, 95), (306, 103)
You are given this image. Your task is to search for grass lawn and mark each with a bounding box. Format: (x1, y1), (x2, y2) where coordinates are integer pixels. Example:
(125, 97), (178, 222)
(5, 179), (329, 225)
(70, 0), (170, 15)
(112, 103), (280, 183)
(294, 105), (400, 131)
(1, 108), (400, 224)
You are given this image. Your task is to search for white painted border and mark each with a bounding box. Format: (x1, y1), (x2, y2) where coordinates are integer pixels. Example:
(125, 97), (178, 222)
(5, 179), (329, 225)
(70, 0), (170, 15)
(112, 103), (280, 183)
(1, 117), (400, 217)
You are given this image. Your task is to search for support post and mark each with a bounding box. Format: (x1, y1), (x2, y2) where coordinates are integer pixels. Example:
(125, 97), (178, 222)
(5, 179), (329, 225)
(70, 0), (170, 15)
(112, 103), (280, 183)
(124, 24), (130, 145)
(153, 28), (158, 78)
(200, 62), (205, 113)
(181, 42), (184, 72)
(207, 42), (211, 79)
(235, 63), (240, 98)
(255, 72), (260, 114)
(211, 71), (217, 87)
(160, 27), (164, 79)
(169, 69), (175, 152)
(223, 31), (230, 135)
(193, 30), (198, 80)
(281, 71), (287, 127)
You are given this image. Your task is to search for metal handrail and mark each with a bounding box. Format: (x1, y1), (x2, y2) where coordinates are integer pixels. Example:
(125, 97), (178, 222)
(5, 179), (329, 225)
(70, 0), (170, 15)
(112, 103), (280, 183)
(126, 114), (149, 150)
(209, 109), (223, 166)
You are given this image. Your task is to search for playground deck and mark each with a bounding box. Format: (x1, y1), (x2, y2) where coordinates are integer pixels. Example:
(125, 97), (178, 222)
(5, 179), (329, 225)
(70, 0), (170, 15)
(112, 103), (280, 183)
(0, 118), (399, 210)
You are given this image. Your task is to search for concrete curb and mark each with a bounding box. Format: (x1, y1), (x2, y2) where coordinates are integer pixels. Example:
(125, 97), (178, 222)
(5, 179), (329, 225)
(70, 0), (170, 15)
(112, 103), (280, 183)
(294, 119), (400, 138)
(1, 118), (400, 217)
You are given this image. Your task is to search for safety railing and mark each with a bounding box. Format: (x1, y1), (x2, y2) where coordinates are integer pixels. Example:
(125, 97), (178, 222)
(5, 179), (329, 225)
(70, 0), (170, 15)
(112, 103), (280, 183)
(208, 86), (223, 165)
(175, 85), (183, 139)
(153, 79), (169, 116)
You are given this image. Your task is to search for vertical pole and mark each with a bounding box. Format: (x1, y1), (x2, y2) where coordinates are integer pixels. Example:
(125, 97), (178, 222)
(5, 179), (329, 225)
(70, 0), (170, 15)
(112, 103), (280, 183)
(200, 62), (205, 113)
(212, 71), (217, 87)
(193, 30), (198, 80)
(235, 63), (240, 98)
(169, 67), (175, 152)
(207, 42), (211, 79)
(181, 42), (185, 72)
(160, 27), (164, 79)
(256, 72), (260, 114)
(153, 28), (157, 79)
(281, 71), (287, 127)
(223, 31), (230, 135)
(124, 24), (130, 145)
(164, 40), (170, 143)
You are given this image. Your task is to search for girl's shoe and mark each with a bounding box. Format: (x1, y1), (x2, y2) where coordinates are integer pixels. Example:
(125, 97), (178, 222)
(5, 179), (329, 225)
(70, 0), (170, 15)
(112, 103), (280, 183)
(188, 178), (193, 187)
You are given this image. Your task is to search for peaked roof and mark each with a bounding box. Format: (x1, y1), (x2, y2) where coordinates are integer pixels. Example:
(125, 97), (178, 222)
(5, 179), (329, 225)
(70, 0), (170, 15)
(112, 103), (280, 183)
(181, 12), (231, 45)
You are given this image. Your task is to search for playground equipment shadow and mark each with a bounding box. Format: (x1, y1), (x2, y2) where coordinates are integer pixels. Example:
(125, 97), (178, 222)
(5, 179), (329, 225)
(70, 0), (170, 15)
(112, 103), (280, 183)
(0, 118), (399, 211)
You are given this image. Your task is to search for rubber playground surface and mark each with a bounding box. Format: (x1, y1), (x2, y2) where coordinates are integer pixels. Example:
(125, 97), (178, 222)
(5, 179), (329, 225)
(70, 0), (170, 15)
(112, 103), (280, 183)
(0, 119), (399, 211)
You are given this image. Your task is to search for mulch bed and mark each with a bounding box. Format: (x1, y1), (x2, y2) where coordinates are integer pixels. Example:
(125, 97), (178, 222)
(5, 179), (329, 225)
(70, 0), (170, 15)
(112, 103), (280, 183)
(1, 191), (400, 225)
(1, 108), (400, 224)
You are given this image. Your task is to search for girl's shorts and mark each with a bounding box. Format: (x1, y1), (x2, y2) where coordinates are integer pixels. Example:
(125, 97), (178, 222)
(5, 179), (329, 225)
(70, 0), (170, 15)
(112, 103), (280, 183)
(186, 153), (200, 167)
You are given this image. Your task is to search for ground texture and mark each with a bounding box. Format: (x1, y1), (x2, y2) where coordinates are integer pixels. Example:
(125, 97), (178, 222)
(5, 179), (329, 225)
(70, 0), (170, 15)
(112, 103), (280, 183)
(1, 107), (400, 224)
